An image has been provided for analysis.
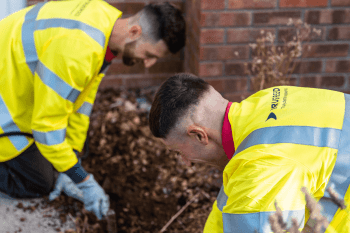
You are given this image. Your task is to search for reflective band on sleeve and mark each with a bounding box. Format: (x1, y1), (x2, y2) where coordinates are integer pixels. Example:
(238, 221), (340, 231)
(217, 185), (228, 212)
(235, 126), (341, 156)
(0, 95), (30, 151)
(320, 93), (350, 220)
(222, 209), (305, 233)
(22, 3), (45, 74)
(32, 128), (66, 146)
(36, 61), (81, 103)
(35, 18), (105, 47)
(77, 102), (93, 116)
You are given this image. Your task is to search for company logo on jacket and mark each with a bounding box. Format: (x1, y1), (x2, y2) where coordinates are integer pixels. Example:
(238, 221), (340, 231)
(266, 88), (280, 121)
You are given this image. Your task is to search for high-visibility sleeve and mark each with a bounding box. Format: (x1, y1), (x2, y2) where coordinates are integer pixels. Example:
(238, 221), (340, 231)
(66, 72), (103, 152)
(205, 152), (308, 233)
(31, 34), (98, 178)
(326, 187), (350, 232)
(204, 200), (224, 232)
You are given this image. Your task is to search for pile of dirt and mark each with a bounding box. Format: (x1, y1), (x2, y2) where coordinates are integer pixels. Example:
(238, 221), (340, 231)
(44, 87), (222, 233)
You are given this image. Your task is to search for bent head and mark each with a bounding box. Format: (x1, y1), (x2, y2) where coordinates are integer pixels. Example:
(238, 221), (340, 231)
(149, 74), (229, 169)
(110, 3), (186, 68)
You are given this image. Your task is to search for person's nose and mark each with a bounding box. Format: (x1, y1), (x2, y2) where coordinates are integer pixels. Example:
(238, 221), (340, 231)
(144, 58), (157, 68)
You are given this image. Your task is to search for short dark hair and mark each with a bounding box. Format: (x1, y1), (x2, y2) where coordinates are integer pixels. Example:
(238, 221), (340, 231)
(138, 2), (186, 54)
(149, 73), (210, 138)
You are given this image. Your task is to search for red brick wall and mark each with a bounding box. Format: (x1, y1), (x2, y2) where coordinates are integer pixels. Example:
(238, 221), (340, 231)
(185, 0), (350, 102)
(27, 0), (350, 97)
(27, 0), (185, 90)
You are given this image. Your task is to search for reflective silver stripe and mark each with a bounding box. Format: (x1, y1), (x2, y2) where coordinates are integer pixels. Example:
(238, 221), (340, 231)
(77, 102), (93, 116)
(222, 209), (305, 233)
(36, 61), (80, 103)
(35, 18), (105, 47)
(0, 94), (29, 151)
(217, 185), (228, 212)
(319, 93), (350, 220)
(235, 126), (341, 156)
(32, 128), (66, 146)
(216, 185), (305, 233)
(22, 3), (45, 74)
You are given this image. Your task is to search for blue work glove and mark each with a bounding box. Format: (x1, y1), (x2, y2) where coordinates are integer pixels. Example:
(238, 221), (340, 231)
(76, 174), (110, 220)
(49, 173), (84, 202)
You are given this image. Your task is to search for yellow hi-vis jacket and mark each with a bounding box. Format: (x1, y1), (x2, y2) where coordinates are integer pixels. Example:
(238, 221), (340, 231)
(204, 86), (350, 232)
(0, 0), (122, 181)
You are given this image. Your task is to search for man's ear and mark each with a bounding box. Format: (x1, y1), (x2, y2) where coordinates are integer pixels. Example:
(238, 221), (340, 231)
(187, 125), (208, 145)
(128, 25), (142, 40)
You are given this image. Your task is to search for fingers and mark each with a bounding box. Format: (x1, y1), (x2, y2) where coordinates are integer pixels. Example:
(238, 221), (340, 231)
(63, 183), (84, 202)
(87, 199), (103, 220)
(48, 175), (63, 201)
(100, 195), (110, 218)
(48, 188), (61, 201)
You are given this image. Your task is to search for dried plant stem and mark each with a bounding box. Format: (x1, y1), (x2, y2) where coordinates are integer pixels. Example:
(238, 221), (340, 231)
(68, 213), (81, 233)
(327, 186), (346, 210)
(159, 193), (200, 233)
(301, 187), (329, 233)
(82, 215), (88, 233)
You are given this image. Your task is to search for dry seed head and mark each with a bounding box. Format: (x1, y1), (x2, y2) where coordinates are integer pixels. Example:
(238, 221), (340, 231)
(287, 18), (293, 26)
(266, 32), (275, 43)
(249, 43), (258, 49)
(313, 28), (322, 36)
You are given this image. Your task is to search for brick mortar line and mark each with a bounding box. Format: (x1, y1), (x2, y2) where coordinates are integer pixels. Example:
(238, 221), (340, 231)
(343, 74), (349, 90)
(212, 71), (349, 78)
(201, 22), (350, 30)
(276, 0), (281, 10)
(247, 75), (252, 90)
(222, 61), (226, 76)
(223, 28), (228, 44)
(322, 59), (327, 73)
(208, 72), (350, 80)
(201, 6), (348, 13)
(198, 57), (350, 63)
(202, 40), (350, 46)
(328, 0), (332, 8)
(301, 7), (306, 23)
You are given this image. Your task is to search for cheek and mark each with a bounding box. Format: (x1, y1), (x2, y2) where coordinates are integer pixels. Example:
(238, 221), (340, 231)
(182, 143), (200, 158)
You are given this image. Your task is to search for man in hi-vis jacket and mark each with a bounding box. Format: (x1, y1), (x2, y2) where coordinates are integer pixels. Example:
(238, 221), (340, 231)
(149, 73), (349, 232)
(0, 0), (185, 220)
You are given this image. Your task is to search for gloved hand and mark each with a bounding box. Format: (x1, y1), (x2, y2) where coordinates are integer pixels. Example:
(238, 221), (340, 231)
(76, 174), (110, 220)
(49, 173), (84, 202)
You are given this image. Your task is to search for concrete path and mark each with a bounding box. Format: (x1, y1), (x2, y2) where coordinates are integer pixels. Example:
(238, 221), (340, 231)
(0, 191), (75, 233)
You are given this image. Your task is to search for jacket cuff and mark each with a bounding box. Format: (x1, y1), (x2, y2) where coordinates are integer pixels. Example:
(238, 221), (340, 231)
(64, 162), (89, 183)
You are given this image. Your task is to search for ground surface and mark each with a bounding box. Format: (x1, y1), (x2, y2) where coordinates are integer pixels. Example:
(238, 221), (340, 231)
(0, 192), (75, 233)
(0, 87), (223, 233)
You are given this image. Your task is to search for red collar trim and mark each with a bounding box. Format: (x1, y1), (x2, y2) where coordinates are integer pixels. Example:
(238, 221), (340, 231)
(105, 46), (116, 63)
(222, 102), (235, 159)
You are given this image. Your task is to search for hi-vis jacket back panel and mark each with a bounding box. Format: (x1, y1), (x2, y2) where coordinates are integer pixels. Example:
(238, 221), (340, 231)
(204, 86), (350, 232)
(0, 0), (122, 172)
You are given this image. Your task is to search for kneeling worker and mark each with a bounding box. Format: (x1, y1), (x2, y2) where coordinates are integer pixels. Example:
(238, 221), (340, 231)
(149, 73), (349, 232)
(0, 0), (185, 220)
